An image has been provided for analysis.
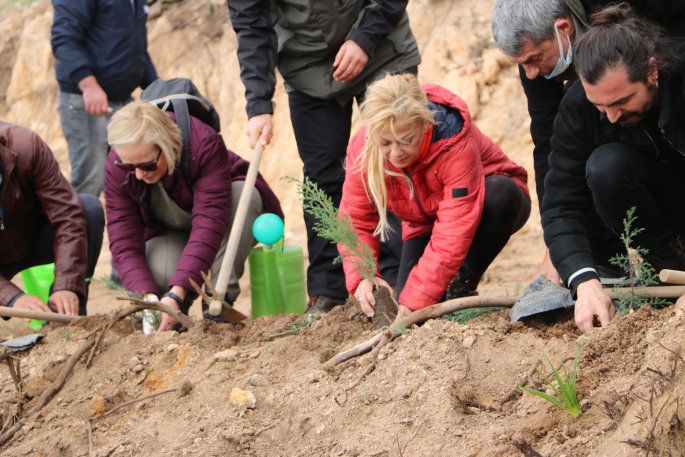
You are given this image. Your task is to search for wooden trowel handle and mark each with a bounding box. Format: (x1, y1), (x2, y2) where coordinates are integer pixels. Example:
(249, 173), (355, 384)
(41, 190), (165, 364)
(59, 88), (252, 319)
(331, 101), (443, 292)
(659, 269), (685, 285)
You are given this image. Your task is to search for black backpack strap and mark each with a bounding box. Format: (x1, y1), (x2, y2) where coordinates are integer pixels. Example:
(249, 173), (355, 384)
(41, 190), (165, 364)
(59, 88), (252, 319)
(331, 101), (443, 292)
(170, 98), (195, 193)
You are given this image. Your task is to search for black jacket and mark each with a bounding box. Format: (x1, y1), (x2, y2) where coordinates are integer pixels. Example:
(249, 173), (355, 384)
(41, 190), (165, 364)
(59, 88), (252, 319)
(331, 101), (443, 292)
(51, 0), (157, 101)
(521, 0), (685, 205)
(227, 0), (421, 119)
(541, 42), (685, 290)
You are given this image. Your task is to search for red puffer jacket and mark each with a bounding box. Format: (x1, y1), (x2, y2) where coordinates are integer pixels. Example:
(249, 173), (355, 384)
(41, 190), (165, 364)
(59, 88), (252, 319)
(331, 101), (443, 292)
(339, 84), (529, 310)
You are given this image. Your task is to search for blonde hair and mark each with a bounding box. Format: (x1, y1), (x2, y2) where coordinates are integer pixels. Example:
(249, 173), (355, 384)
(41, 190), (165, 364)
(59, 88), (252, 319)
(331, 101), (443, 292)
(357, 73), (435, 241)
(107, 100), (183, 174)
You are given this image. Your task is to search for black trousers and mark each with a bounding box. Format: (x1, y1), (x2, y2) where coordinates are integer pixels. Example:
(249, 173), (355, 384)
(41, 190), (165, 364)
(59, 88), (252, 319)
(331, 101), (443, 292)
(394, 175), (531, 299)
(587, 143), (685, 271)
(288, 91), (405, 299)
(0, 194), (104, 316)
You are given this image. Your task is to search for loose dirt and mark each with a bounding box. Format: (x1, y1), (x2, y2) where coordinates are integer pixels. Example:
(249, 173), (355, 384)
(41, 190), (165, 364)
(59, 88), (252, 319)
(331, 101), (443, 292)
(1, 304), (684, 456)
(2, 1), (685, 456)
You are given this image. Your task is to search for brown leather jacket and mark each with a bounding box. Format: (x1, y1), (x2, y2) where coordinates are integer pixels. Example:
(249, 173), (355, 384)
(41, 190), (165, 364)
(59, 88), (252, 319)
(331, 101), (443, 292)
(0, 121), (87, 306)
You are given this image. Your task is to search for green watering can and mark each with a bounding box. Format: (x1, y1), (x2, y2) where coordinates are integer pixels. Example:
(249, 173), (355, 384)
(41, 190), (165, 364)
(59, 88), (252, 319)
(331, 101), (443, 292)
(249, 214), (306, 317)
(20, 263), (54, 331)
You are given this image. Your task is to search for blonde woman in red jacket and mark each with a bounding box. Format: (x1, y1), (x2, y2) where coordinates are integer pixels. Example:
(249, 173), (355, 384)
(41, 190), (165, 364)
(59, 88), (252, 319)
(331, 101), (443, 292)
(339, 73), (530, 317)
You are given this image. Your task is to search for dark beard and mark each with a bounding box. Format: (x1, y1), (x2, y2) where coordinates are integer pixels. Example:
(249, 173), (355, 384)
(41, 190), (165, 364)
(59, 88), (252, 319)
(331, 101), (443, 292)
(618, 82), (659, 129)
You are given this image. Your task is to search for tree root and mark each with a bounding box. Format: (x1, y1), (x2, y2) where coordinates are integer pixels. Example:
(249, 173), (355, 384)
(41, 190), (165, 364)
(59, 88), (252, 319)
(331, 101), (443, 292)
(0, 299), (194, 450)
(0, 347), (22, 393)
(0, 337), (96, 448)
(330, 296), (516, 405)
(326, 295), (516, 369)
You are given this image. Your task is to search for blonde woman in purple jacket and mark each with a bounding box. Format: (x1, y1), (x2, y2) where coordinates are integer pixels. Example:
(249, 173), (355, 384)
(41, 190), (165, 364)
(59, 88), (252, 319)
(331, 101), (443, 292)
(106, 101), (282, 331)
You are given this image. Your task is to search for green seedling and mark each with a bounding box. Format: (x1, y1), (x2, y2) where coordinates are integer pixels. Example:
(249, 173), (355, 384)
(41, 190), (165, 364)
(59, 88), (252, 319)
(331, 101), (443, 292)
(518, 346), (582, 418)
(283, 176), (378, 281)
(63, 330), (73, 342)
(87, 274), (143, 299)
(143, 309), (162, 332)
(445, 307), (504, 325)
(609, 207), (670, 315)
(265, 313), (320, 341)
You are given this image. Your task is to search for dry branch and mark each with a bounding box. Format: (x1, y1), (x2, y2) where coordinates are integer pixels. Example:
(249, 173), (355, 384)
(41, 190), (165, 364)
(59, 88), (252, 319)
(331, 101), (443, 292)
(0, 337), (96, 447)
(326, 295), (516, 368)
(115, 296), (194, 328)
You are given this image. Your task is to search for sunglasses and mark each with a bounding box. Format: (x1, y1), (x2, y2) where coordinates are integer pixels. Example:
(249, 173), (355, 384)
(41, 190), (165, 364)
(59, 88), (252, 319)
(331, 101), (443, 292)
(114, 148), (163, 173)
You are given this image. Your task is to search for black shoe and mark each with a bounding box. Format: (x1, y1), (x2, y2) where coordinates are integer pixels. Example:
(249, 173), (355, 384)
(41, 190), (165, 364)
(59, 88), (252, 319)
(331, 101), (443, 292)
(445, 264), (481, 301)
(306, 295), (346, 314)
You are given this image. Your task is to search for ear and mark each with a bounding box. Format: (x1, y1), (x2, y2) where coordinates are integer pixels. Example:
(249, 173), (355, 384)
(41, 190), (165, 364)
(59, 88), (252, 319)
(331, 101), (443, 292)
(647, 56), (659, 82)
(555, 16), (573, 37)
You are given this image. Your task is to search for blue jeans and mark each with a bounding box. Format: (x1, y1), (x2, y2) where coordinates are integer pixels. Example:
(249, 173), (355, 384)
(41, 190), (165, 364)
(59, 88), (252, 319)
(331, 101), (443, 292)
(57, 90), (131, 196)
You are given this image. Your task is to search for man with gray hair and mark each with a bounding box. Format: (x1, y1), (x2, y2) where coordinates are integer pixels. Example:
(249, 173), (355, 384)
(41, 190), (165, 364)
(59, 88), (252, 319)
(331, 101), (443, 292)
(491, 0), (685, 284)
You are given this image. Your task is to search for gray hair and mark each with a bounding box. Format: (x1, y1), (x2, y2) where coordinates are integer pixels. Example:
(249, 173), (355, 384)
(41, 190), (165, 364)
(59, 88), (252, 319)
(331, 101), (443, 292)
(492, 0), (570, 57)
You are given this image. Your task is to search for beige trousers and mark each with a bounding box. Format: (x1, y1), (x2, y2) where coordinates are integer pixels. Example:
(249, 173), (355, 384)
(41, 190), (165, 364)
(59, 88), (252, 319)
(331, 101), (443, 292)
(145, 181), (264, 302)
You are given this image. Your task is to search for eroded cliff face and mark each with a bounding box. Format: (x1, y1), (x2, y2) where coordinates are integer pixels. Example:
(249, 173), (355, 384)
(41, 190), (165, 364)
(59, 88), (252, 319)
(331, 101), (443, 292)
(0, 0), (541, 287)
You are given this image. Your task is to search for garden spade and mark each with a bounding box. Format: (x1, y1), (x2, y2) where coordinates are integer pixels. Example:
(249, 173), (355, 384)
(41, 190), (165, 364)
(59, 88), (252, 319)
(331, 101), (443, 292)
(205, 143), (266, 320)
(510, 274), (685, 322)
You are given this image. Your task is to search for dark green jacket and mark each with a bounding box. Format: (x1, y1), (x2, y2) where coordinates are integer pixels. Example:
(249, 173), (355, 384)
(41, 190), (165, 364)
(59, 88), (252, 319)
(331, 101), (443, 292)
(228, 0), (421, 118)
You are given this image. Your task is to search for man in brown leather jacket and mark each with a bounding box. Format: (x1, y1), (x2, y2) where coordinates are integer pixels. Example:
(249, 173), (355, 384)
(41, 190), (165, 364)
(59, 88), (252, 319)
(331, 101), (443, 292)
(0, 121), (104, 316)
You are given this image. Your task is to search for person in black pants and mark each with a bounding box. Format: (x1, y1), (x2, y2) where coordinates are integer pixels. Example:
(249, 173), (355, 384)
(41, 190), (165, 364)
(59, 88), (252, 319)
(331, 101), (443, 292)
(226, 0), (421, 313)
(491, 0), (685, 285)
(339, 74), (530, 317)
(541, 5), (685, 332)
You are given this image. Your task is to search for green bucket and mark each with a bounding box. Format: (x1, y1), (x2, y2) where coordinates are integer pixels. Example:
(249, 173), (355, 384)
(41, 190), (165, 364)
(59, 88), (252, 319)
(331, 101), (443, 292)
(20, 263), (55, 331)
(248, 244), (307, 318)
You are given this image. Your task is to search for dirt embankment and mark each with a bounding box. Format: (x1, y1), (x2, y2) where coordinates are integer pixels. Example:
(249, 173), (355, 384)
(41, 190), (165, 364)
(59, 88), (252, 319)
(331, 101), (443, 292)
(1, 303), (684, 456)
(4, 1), (682, 457)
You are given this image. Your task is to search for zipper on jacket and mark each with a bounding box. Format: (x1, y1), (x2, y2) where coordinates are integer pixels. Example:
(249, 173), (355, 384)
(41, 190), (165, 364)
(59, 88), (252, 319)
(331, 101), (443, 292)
(403, 170), (431, 221)
(658, 123), (685, 157)
(641, 127), (660, 158)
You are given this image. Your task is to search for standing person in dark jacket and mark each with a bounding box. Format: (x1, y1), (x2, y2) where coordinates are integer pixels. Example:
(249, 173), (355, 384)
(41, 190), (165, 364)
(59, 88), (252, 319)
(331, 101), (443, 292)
(491, 0), (685, 285)
(105, 102), (283, 331)
(227, 0), (421, 314)
(541, 4), (685, 332)
(51, 0), (158, 197)
(0, 121), (104, 317)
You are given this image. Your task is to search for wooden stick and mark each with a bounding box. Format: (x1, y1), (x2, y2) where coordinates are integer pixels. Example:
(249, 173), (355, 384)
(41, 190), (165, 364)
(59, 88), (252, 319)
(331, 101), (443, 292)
(605, 285), (685, 299)
(209, 143), (265, 316)
(325, 295), (516, 368)
(0, 307), (78, 323)
(658, 269), (685, 285)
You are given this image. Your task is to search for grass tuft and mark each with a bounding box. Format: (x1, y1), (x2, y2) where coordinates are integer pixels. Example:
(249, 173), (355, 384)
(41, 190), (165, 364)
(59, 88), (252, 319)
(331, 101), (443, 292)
(518, 346), (582, 418)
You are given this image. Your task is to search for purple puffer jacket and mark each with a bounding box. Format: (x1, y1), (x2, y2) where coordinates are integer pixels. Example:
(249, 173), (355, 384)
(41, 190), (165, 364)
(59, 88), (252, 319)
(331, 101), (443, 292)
(105, 114), (283, 298)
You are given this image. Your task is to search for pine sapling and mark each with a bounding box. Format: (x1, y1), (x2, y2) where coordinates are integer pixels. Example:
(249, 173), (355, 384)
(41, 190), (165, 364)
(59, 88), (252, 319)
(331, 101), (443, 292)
(609, 207), (670, 315)
(283, 176), (377, 280)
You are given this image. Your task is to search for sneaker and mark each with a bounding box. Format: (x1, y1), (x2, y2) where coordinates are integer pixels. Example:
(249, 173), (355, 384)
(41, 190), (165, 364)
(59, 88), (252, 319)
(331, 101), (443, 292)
(306, 295), (346, 314)
(445, 264), (481, 301)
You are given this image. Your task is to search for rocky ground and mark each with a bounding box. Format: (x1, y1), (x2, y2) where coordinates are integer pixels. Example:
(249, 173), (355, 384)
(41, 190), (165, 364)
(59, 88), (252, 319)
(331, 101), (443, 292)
(1, 1), (684, 456)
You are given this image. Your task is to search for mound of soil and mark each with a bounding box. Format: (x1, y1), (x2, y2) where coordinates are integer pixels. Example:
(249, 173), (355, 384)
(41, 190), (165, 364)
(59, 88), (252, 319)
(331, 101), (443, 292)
(1, 304), (684, 457)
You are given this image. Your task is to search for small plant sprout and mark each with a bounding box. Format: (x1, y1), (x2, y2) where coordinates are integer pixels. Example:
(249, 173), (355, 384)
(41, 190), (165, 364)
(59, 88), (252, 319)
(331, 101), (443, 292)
(518, 346), (582, 418)
(63, 330), (73, 342)
(609, 207), (670, 315)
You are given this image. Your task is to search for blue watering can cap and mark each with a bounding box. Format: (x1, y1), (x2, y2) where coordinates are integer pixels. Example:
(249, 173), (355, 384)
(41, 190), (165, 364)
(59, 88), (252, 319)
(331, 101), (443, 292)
(253, 213), (284, 245)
